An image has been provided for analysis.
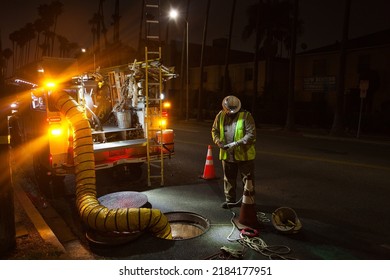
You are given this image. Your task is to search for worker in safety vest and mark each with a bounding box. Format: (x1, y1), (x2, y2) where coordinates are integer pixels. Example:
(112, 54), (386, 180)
(211, 95), (256, 209)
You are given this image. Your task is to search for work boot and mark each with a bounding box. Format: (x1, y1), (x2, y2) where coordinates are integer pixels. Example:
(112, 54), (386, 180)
(221, 202), (229, 209)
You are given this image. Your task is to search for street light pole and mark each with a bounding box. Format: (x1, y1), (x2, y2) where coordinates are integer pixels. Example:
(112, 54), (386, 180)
(169, 8), (189, 121)
(186, 20), (189, 121)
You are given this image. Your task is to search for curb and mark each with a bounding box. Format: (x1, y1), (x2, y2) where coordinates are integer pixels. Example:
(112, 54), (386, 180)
(13, 182), (66, 254)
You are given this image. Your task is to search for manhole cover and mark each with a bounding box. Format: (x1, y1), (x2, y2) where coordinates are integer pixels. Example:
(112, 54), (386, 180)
(164, 212), (210, 240)
(86, 191), (148, 246)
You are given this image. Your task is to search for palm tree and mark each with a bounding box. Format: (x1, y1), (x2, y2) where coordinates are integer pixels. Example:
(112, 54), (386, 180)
(56, 34), (79, 58)
(242, 0), (299, 123)
(34, 18), (47, 59)
(9, 27), (31, 69)
(243, 0), (293, 59)
(67, 42), (80, 58)
(48, 1), (64, 56)
(16, 27), (28, 67)
(57, 34), (69, 57)
(38, 3), (55, 56)
(89, 0), (108, 53)
(37, 2), (63, 57)
(22, 23), (36, 64)
(9, 30), (20, 72)
(330, 0), (351, 136)
(1, 48), (13, 76)
(89, 13), (100, 52)
(40, 30), (55, 56)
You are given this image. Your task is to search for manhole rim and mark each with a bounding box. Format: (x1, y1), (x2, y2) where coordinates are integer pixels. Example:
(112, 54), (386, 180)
(164, 211), (211, 240)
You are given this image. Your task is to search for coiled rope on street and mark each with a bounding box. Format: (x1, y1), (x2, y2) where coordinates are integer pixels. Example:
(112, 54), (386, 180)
(226, 210), (297, 260)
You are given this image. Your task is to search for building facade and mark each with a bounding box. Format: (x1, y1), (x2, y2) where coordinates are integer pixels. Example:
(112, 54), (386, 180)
(295, 29), (390, 132)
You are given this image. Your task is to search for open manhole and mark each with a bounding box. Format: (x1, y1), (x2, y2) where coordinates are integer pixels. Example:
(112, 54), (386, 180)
(165, 211), (210, 240)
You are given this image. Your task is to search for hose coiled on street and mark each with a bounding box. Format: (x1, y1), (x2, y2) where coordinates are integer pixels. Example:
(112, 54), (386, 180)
(51, 90), (172, 239)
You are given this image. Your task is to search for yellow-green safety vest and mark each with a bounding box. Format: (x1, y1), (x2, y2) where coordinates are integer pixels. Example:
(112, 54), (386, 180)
(219, 112), (256, 161)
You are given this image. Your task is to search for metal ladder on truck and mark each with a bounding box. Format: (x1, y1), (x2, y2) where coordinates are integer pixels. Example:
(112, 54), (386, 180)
(144, 0), (164, 186)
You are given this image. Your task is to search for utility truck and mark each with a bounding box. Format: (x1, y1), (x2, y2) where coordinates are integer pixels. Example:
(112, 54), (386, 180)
(8, 56), (176, 192)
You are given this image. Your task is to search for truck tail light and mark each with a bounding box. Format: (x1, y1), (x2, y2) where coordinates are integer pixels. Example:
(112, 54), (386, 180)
(159, 118), (167, 129)
(49, 124), (63, 136)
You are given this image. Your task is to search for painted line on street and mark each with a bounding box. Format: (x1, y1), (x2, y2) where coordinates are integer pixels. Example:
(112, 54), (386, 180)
(176, 139), (212, 147)
(173, 127), (200, 133)
(380, 244), (390, 250)
(175, 140), (389, 171)
(258, 150), (390, 171)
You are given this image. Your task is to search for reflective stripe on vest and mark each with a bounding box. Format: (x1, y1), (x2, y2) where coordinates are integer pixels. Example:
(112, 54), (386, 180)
(219, 112), (256, 161)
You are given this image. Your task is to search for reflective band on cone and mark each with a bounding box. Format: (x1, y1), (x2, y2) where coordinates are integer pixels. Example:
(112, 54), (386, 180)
(234, 175), (262, 230)
(200, 145), (216, 180)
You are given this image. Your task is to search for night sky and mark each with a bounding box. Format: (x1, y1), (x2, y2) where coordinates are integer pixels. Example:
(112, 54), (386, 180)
(1, 0), (389, 53)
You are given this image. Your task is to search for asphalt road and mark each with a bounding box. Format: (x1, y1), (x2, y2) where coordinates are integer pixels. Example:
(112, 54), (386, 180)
(168, 120), (390, 258)
(9, 120), (390, 260)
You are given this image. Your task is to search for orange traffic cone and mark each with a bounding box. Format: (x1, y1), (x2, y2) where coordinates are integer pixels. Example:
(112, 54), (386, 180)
(233, 175), (261, 229)
(200, 145), (217, 180)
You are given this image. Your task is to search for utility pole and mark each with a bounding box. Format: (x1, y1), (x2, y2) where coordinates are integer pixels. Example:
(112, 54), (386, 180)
(285, 0), (298, 131)
(197, 0), (211, 121)
(112, 0), (121, 43)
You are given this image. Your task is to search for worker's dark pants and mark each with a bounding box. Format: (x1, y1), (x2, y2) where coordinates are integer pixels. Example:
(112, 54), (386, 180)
(222, 160), (255, 203)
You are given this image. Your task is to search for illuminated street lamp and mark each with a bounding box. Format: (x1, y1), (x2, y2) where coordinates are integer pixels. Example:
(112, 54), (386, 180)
(169, 8), (189, 121)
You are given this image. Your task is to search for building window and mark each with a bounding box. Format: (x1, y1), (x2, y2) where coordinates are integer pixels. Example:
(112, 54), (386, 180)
(244, 68), (253, 81)
(312, 59), (327, 76)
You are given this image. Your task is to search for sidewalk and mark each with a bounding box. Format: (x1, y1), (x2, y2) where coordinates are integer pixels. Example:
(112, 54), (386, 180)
(1, 150), (96, 260)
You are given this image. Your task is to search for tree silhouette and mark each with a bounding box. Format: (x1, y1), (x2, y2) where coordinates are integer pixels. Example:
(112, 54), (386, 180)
(9, 30), (20, 72)
(22, 23), (36, 64)
(8, 25), (35, 70)
(1, 48), (13, 77)
(33, 18), (48, 59)
(243, 0), (294, 59)
(57, 34), (79, 57)
(49, 1), (64, 56)
(37, 1), (64, 56)
(242, 0), (302, 123)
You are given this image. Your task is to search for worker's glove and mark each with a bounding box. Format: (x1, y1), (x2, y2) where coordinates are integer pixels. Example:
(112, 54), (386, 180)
(224, 141), (238, 150)
(217, 141), (225, 149)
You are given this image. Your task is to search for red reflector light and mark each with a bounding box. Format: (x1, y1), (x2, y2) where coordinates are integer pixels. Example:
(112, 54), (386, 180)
(47, 116), (61, 123)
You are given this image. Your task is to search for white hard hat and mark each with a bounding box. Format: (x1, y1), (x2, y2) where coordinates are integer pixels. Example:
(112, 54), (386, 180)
(222, 95), (241, 114)
(271, 207), (302, 234)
